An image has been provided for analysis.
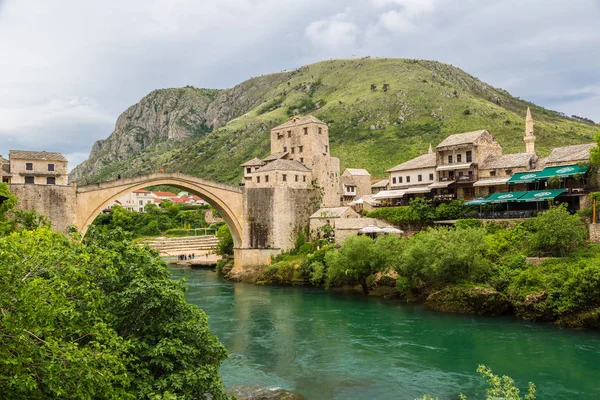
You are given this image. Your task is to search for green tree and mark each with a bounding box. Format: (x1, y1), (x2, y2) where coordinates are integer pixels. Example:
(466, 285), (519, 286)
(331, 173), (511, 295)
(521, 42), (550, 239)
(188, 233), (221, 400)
(216, 224), (234, 256)
(525, 204), (587, 257)
(0, 182), (16, 235)
(325, 235), (383, 294)
(0, 227), (231, 399)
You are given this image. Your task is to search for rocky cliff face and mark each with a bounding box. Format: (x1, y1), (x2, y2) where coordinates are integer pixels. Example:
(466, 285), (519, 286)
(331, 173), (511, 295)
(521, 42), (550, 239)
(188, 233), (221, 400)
(70, 58), (598, 184)
(70, 72), (292, 183)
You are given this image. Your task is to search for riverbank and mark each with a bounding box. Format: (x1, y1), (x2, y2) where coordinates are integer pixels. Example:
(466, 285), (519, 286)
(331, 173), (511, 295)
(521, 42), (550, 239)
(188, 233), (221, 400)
(218, 207), (600, 330)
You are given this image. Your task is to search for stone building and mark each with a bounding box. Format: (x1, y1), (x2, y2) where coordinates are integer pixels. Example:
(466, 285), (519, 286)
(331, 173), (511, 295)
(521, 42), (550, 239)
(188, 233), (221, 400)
(110, 189), (156, 212)
(8, 150), (68, 185)
(435, 130), (502, 200)
(340, 168), (371, 204)
(371, 179), (388, 194)
(544, 143), (595, 167)
(0, 155), (6, 183)
(240, 115), (340, 254)
(268, 115), (341, 207)
(309, 206), (360, 241)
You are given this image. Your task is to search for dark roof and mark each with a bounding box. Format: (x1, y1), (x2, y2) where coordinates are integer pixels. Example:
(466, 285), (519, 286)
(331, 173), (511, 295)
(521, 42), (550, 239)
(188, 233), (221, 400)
(480, 153), (536, 170)
(272, 115), (326, 130)
(371, 179), (389, 188)
(436, 130), (488, 148)
(240, 157), (266, 167)
(387, 153), (436, 172)
(547, 143), (595, 164)
(9, 150), (67, 162)
(255, 159), (311, 173)
(262, 152), (289, 162)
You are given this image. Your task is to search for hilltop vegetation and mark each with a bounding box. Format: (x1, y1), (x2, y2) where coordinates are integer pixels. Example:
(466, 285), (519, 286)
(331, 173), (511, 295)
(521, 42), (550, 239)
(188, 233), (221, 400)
(71, 58), (598, 184)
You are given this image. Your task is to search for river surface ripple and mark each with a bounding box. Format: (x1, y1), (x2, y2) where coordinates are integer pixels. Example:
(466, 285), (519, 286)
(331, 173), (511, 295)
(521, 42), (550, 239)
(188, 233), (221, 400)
(169, 267), (600, 400)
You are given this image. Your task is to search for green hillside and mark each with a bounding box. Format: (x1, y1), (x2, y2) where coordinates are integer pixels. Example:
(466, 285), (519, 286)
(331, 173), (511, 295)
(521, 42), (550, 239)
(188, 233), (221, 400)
(71, 58), (599, 183)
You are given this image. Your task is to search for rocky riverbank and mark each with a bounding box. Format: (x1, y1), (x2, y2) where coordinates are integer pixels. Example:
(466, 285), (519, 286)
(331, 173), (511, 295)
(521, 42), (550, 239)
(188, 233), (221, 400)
(218, 259), (600, 330)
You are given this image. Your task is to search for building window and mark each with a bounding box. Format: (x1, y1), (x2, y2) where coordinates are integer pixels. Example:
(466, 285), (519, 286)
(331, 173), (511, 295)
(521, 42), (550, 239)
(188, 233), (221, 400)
(466, 151), (472, 162)
(26, 162), (33, 171)
(392, 177), (397, 184)
(325, 145), (328, 153)
(406, 176), (411, 183)
(282, 174), (287, 182)
(468, 170), (473, 176)
(283, 146), (287, 152)
(139, 200), (143, 205)
(418, 174), (422, 182)
(295, 175), (299, 182)
(46, 177), (56, 185)
(246, 167), (251, 174)
(458, 171), (464, 177)
(299, 146), (303, 153)
(457, 154), (462, 163)
(318, 127), (322, 134)
(291, 147), (295, 154)
(398, 177), (403, 183)
(25, 176), (34, 184)
(490, 170), (496, 177)
(265, 175), (269, 183)
(303, 175), (306, 182)
(300, 158), (304, 163)
(505, 169), (512, 175)
(48, 163), (55, 171)
(277, 132), (282, 139)
(287, 130), (291, 137)
(257, 176), (261, 183)
(303, 127), (308, 135)
(448, 155), (453, 164)
(429, 173), (434, 181)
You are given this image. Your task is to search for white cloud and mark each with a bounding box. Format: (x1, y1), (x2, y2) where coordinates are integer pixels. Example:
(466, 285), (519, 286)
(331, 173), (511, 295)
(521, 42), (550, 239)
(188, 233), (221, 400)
(305, 14), (360, 48)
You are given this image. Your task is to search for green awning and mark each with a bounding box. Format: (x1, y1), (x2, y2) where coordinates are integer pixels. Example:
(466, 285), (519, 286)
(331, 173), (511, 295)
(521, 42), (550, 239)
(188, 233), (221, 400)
(465, 198), (489, 205)
(485, 191), (528, 203)
(506, 171), (543, 184)
(536, 165), (589, 180)
(517, 189), (567, 202)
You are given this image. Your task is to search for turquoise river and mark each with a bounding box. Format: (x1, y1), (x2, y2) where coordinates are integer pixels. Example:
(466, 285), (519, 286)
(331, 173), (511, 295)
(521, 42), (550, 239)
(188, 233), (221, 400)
(169, 267), (600, 400)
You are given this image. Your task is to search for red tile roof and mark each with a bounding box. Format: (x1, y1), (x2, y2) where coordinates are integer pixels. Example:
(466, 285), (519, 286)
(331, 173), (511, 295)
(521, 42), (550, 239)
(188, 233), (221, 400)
(152, 191), (177, 197)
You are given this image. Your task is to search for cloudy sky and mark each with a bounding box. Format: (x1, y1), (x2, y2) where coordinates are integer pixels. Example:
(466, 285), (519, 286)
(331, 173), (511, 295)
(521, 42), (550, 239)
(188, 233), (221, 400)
(1, 0), (599, 170)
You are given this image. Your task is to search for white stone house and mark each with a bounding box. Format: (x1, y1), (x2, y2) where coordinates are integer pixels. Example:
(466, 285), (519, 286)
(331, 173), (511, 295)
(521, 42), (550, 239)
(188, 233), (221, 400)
(309, 206), (360, 241)
(8, 150), (68, 186)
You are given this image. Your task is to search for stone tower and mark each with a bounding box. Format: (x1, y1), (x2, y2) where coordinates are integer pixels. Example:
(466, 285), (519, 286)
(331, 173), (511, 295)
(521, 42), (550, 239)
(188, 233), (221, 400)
(270, 116), (340, 206)
(524, 107), (536, 153)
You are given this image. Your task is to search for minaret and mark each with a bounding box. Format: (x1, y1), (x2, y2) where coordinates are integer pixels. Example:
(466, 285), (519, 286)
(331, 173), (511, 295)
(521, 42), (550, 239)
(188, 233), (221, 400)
(524, 107), (536, 153)
(428, 143), (433, 154)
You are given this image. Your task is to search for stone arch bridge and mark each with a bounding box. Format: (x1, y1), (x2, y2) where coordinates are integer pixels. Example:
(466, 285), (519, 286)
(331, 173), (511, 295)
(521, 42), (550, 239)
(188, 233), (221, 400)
(8, 172), (317, 270)
(75, 173), (244, 247)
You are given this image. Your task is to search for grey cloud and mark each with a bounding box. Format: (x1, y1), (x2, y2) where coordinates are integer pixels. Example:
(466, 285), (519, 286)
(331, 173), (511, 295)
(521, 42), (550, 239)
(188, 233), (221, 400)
(0, 0), (598, 170)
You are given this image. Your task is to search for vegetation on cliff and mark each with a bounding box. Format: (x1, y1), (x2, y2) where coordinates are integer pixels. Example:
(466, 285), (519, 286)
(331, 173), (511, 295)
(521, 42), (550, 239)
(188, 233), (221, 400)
(0, 184), (231, 399)
(70, 58), (598, 184)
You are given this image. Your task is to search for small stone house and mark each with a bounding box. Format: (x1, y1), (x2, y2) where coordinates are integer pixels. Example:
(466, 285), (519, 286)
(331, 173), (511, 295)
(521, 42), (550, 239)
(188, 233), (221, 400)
(545, 143), (595, 167)
(371, 179), (388, 194)
(340, 168), (371, 203)
(8, 150), (68, 185)
(309, 206), (360, 241)
(475, 152), (538, 197)
(333, 217), (389, 246)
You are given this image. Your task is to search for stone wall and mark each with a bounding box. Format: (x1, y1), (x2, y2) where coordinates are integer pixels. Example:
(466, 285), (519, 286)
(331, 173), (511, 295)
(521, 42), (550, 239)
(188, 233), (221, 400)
(9, 184), (76, 233)
(589, 223), (600, 243)
(243, 187), (321, 251)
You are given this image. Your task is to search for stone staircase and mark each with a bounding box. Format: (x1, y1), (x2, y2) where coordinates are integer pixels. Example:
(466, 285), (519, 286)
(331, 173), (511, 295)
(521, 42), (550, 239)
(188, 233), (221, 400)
(141, 235), (219, 256)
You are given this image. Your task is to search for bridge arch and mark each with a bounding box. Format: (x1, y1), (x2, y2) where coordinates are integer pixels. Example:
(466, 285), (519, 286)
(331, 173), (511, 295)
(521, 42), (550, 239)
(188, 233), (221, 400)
(75, 173), (244, 247)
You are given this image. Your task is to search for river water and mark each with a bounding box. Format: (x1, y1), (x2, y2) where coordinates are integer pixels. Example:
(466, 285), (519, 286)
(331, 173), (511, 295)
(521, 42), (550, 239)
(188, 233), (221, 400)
(169, 267), (600, 400)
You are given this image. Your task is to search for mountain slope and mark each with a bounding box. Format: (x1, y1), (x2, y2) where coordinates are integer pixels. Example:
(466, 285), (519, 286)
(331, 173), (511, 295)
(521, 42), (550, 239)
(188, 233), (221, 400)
(71, 58), (598, 184)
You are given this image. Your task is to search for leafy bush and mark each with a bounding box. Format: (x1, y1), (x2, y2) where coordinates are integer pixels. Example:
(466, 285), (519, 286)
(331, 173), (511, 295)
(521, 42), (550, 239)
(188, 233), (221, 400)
(523, 204), (587, 256)
(455, 218), (483, 229)
(216, 224), (234, 256)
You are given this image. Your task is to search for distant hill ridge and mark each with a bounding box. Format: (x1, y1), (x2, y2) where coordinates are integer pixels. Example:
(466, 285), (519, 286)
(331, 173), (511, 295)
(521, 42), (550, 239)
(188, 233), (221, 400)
(70, 58), (598, 184)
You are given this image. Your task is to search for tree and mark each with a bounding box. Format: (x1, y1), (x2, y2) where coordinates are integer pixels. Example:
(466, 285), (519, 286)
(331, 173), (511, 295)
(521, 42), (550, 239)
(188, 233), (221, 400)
(525, 203), (587, 256)
(0, 226), (232, 399)
(325, 235), (384, 294)
(216, 224), (234, 256)
(589, 130), (600, 166)
(0, 182), (16, 235)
